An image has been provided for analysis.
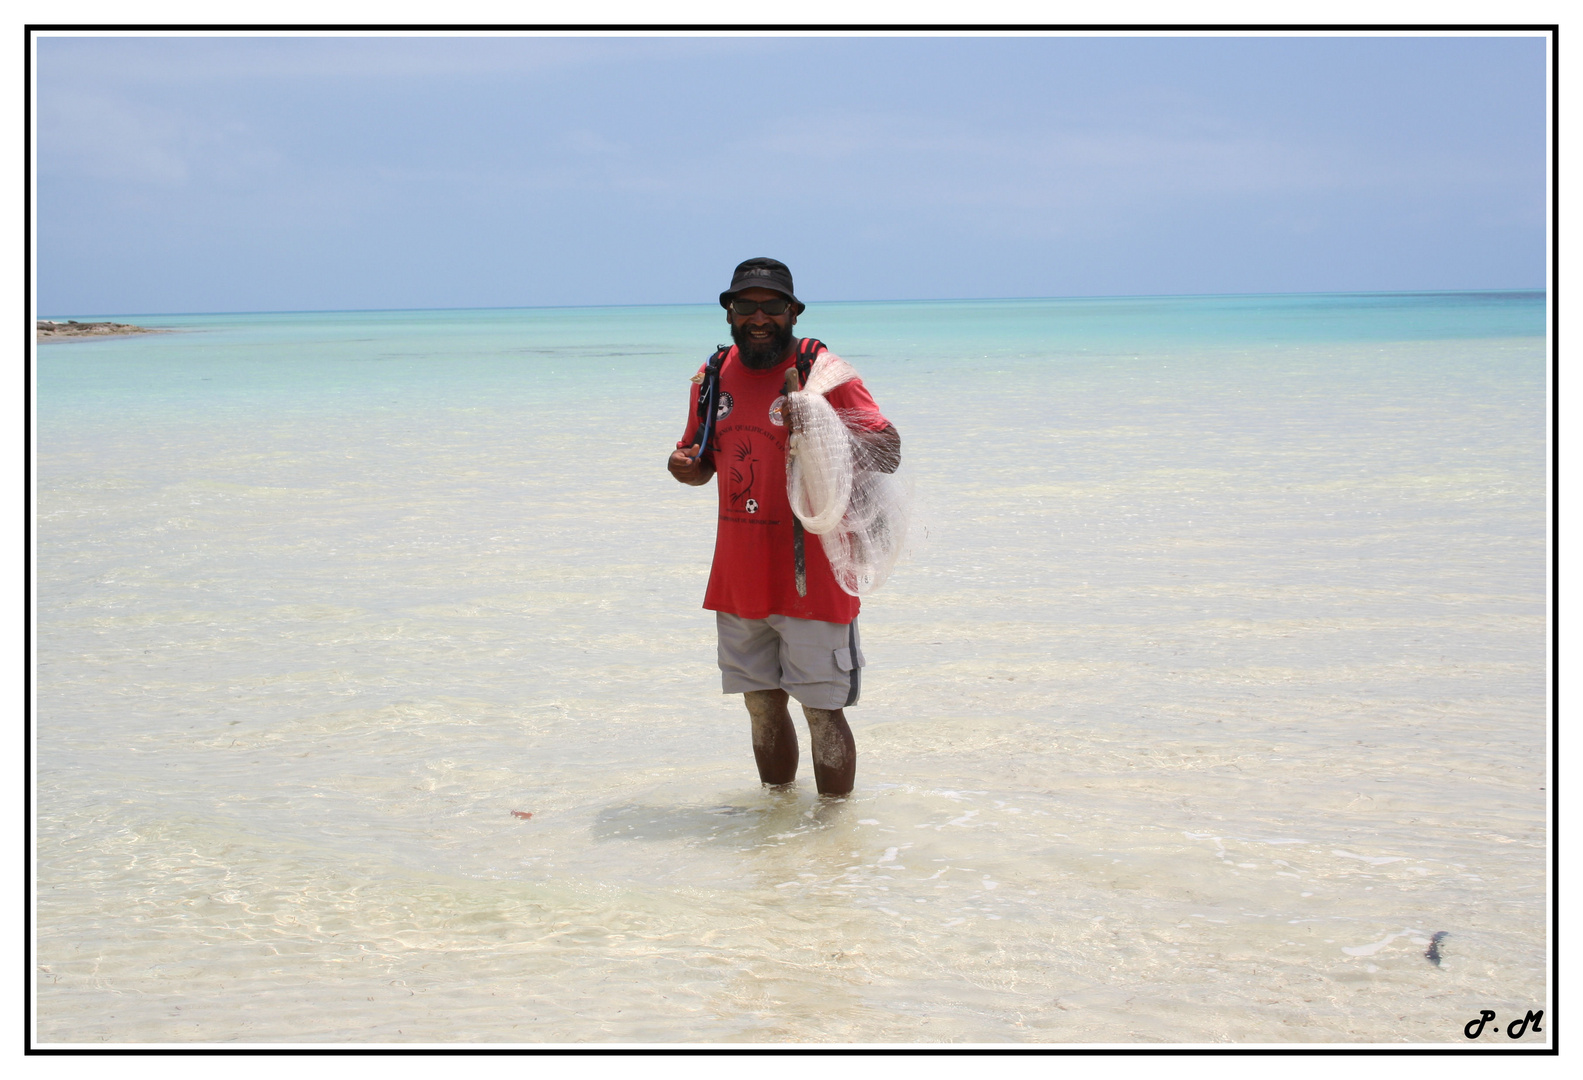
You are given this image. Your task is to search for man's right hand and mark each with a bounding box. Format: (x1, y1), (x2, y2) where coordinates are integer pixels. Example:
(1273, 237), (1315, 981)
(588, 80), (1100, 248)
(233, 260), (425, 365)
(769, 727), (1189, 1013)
(668, 443), (715, 485)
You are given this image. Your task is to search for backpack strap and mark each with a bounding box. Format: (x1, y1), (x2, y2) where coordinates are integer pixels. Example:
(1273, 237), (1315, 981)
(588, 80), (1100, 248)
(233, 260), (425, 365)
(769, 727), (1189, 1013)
(793, 337), (825, 390)
(694, 344), (731, 455)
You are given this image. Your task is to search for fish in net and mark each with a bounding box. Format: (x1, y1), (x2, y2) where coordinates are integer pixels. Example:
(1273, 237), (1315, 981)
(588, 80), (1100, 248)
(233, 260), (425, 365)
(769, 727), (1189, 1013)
(785, 352), (913, 597)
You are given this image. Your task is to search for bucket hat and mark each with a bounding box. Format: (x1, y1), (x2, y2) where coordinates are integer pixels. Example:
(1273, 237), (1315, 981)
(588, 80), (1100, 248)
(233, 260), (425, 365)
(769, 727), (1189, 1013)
(719, 257), (804, 313)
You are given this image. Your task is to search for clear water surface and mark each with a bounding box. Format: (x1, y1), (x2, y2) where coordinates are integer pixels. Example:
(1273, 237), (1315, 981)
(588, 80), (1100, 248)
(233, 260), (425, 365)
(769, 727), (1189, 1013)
(34, 292), (1550, 1045)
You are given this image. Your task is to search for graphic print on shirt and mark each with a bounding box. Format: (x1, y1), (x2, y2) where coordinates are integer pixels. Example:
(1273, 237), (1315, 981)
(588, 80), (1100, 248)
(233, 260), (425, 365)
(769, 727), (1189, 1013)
(727, 438), (757, 513)
(690, 352), (874, 625)
(715, 391), (734, 420)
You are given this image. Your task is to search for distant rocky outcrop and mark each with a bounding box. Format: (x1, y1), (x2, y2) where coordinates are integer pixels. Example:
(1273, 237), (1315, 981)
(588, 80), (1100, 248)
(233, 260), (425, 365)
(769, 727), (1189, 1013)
(37, 319), (168, 342)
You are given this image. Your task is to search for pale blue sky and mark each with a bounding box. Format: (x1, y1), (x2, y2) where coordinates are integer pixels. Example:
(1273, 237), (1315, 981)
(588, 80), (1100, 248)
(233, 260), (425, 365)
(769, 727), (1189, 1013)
(36, 34), (1547, 316)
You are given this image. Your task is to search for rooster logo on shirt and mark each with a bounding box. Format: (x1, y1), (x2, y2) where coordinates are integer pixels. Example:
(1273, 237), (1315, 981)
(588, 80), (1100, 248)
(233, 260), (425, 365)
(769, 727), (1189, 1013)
(728, 438), (757, 513)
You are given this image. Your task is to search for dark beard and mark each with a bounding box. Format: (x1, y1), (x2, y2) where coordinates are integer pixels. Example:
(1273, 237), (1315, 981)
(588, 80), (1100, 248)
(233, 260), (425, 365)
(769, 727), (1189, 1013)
(731, 321), (795, 370)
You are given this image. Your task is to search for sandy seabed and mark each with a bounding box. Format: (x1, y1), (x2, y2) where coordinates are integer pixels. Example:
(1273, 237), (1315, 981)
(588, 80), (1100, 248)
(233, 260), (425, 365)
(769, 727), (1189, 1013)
(33, 308), (1550, 1046)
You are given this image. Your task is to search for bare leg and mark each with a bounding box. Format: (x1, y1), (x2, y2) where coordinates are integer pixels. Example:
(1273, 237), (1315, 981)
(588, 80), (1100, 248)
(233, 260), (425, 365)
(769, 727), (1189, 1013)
(802, 706), (856, 796)
(744, 689), (798, 786)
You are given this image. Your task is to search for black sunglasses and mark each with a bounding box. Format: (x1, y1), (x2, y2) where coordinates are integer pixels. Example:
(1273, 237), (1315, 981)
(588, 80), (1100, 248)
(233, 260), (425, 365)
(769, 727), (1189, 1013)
(729, 298), (793, 316)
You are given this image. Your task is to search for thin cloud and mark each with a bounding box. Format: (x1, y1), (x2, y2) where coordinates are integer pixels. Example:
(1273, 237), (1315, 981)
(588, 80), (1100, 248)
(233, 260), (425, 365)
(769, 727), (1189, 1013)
(34, 34), (1546, 312)
(34, 35), (758, 85)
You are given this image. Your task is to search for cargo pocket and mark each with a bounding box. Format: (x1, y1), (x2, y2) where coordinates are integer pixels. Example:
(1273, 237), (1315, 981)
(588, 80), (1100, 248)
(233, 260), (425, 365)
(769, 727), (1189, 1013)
(834, 647), (861, 707)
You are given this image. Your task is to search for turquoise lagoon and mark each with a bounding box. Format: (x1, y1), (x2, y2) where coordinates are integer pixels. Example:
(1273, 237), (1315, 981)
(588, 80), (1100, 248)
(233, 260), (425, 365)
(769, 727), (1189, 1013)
(34, 292), (1549, 1044)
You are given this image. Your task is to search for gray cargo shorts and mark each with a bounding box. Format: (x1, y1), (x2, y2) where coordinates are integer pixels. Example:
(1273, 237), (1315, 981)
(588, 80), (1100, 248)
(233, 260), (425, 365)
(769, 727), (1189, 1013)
(715, 612), (864, 710)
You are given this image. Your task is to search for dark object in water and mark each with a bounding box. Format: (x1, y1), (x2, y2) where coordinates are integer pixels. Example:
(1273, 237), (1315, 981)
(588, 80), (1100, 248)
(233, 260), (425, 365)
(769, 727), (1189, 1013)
(1425, 931), (1448, 966)
(511, 810), (533, 820)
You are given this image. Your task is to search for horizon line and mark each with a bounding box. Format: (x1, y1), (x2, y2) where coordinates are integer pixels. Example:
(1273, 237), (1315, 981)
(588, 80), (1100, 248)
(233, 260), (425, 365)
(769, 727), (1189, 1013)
(39, 285), (1547, 322)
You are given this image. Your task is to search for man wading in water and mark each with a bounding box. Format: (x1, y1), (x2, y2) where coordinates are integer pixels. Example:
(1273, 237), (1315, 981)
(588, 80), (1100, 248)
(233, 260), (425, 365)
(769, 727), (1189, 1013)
(668, 258), (900, 797)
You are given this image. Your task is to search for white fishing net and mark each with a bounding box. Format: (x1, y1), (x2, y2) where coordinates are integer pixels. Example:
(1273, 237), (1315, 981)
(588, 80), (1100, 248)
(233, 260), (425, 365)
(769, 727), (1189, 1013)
(786, 352), (914, 597)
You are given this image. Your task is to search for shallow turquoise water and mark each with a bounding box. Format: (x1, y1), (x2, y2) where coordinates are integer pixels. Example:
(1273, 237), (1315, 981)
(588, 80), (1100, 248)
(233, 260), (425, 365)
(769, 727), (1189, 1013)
(34, 293), (1550, 1045)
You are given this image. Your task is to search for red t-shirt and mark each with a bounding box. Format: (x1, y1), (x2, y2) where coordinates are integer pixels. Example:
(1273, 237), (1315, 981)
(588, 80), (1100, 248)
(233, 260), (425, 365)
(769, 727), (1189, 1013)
(679, 342), (890, 624)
